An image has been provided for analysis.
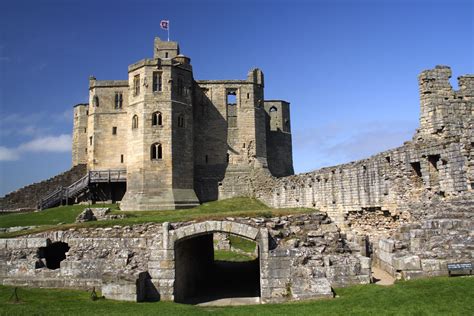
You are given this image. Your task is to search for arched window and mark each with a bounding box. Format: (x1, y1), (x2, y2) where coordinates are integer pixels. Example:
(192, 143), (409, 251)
(177, 114), (185, 127)
(151, 143), (162, 160)
(269, 106), (279, 130)
(93, 95), (99, 107)
(132, 115), (139, 129)
(152, 112), (162, 126)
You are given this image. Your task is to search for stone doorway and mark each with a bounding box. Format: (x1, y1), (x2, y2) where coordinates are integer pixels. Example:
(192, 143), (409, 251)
(160, 221), (266, 305)
(173, 233), (260, 304)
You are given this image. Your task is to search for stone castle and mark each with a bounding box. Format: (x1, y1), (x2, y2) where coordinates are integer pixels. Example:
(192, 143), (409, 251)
(0, 37), (472, 304)
(72, 37), (293, 211)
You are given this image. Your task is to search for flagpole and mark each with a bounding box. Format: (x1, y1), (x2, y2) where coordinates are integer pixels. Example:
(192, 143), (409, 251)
(168, 23), (170, 41)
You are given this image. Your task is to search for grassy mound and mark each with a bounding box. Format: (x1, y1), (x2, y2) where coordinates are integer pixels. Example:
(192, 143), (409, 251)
(0, 198), (313, 238)
(0, 277), (472, 315)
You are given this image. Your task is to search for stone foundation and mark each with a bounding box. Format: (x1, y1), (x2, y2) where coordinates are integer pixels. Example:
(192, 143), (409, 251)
(0, 213), (370, 303)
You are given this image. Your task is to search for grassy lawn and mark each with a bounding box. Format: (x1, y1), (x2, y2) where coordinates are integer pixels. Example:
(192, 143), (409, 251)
(229, 235), (256, 253)
(0, 204), (118, 228)
(0, 277), (472, 315)
(214, 249), (255, 262)
(0, 198), (314, 238)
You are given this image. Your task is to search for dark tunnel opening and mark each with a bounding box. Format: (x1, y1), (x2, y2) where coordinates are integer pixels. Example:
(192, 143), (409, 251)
(174, 233), (260, 304)
(38, 241), (70, 270)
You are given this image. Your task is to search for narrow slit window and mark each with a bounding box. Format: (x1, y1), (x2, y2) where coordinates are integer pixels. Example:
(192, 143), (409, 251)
(178, 114), (184, 127)
(152, 72), (162, 92)
(112, 127), (117, 135)
(120, 154), (124, 163)
(93, 95), (99, 107)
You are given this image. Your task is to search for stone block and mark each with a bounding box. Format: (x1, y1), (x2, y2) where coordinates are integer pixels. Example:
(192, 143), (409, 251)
(401, 270), (425, 280)
(393, 255), (421, 271)
(358, 256), (371, 269)
(378, 239), (394, 253)
(421, 259), (440, 272)
(26, 238), (48, 248)
(376, 250), (394, 265)
(6, 239), (27, 249)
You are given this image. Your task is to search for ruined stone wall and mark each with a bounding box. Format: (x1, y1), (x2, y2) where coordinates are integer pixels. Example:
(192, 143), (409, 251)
(372, 194), (473, 279)
(0, 213), (370, 303)
(264, 100), (294, 177)
(193, 69), (269, 202)
(250, 66), (473, 226)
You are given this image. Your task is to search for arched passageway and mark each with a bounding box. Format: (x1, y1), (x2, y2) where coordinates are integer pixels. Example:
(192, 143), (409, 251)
(174, 233), (260, 304)
(167, 221), (265, 305)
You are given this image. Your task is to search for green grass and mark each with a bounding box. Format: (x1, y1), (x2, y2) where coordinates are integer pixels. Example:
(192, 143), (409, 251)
(0, 277), (472, 315)
(229, 235), (256, 253)
(0, 198), (314, 238)
(0, 204), (118, 228)
(213, 249), (255, 262)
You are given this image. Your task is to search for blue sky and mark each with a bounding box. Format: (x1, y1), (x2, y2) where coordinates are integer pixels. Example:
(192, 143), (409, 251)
(0, 0), (473, 196)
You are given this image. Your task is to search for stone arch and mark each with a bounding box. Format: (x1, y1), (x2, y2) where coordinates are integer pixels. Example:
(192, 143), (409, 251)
(149, 221), (269, 304)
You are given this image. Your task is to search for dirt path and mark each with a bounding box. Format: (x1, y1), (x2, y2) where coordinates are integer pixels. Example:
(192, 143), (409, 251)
(372, 266), (395, 286)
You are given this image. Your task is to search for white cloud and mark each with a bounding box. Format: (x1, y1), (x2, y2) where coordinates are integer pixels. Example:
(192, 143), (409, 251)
(18, 134), (71, 152)
(0, 146), (19, 161)
(0, 110), (68, 138)
(0, 134), (71, 162)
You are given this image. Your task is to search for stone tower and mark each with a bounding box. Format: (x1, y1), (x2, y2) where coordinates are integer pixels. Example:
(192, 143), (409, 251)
(120, 38), (199, 210)
(72, 103), (89, 166)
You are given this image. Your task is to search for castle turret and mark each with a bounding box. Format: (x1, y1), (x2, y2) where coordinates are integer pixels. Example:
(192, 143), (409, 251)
(417, 65), (474, 140)
(72, 103), (89, 166)
(120, 37), (199, 210)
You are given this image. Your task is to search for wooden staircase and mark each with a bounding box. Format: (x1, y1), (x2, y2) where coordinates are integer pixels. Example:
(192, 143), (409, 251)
(39, 169), (126, 210)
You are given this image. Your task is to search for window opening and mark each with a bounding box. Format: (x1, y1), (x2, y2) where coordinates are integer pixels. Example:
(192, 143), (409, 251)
(410, 162), (422, 178)
(153, 72), (162, 92)
(151, 143), (163, 160)
(152, 112), (163, 126)
(134, 75), (140, 96)
(132, 115), (139, 129)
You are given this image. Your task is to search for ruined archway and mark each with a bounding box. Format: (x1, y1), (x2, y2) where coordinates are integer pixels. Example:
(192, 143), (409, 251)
(157, 221), (268, 304)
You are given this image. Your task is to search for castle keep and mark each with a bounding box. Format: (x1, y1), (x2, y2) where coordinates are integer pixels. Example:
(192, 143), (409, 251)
(72, 37), (293, 211)
(0, 37), (472, 304)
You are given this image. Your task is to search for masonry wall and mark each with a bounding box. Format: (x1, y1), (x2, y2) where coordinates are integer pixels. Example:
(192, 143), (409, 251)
(193, 69), (269, 202)
(264, 100), (294, 177)
(72, 104), (89, 166)
(0, 214), (370, 303)
(87, 79), (129, 170)
(251, 66), (473, 226)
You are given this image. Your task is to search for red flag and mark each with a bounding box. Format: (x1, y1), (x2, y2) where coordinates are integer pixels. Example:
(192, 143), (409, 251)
(160, 20), (169, 30)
